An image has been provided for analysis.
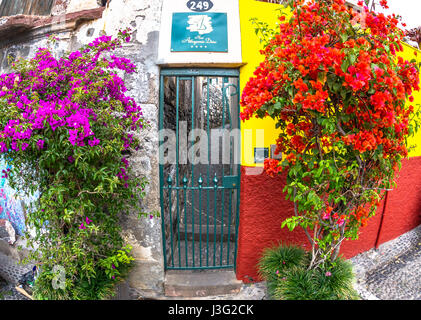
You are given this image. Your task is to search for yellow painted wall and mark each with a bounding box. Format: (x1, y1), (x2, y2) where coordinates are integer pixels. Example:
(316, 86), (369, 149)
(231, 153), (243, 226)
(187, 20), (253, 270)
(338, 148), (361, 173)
(399, 42), (421, 157)
(239, 0), (421, 166)
(239, 0), (283, 166)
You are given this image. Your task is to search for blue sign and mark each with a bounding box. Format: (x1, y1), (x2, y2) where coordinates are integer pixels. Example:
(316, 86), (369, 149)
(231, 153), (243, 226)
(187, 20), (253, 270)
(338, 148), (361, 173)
(171, 12), (228, 52)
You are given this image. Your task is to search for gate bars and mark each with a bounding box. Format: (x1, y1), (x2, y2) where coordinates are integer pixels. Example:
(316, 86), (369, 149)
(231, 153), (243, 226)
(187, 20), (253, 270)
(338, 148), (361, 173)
(159, 68), (241, 270)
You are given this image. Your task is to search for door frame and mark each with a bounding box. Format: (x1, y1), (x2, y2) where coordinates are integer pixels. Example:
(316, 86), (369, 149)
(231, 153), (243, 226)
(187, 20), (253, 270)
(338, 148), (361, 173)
(158, 68), (241, 271)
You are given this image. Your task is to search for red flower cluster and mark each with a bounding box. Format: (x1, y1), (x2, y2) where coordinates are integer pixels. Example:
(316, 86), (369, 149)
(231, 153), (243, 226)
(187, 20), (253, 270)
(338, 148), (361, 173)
(344, 51), (372, 92)
(241, 0), (419, 161)
(342, 130), (381, 153)
(264, 158), (282, 177)
(240, 63), (278, 120)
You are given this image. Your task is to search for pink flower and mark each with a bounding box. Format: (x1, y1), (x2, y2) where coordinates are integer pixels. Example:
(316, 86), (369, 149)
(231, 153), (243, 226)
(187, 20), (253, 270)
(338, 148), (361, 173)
(88, 137), (100, 147)
(79, 223), (86, 230)
(325, 271), (332, 277)
(21, 142), (29, 151)
(37, 139), (45, 150)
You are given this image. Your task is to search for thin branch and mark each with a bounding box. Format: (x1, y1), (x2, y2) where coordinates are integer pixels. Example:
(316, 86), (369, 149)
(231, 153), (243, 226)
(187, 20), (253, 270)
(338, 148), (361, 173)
(293, 186), (315, 247)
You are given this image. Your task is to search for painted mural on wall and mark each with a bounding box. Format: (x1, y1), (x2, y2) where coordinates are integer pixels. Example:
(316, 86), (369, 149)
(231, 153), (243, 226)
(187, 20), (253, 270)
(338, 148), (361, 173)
(0, 158), (38, 236)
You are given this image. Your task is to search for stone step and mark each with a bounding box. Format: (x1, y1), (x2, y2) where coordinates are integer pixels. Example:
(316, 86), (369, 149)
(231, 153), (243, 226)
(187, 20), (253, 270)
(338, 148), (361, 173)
(0, 219), (16, 245)
(164, 269), (243, 298)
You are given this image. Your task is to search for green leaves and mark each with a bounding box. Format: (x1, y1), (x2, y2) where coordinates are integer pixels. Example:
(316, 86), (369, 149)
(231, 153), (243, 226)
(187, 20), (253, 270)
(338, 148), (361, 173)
(259, 99), (286, 118)
(326, 74), (343, 95)
(340, 33), (349, 44)
(282, 216), (302, 231)
(250, 17), (277, 46)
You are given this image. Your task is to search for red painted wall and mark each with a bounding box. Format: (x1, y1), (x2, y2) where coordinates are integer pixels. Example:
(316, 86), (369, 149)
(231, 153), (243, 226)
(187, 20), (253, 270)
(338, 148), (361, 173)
(236, 157), (421, 282)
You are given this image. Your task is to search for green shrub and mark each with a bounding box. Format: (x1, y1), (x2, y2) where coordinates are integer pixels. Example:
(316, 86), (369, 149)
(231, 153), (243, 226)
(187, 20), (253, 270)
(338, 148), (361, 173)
(314, 258), (359, 300)
(258, 244), (359, 300)
(257, 242), (306, 297)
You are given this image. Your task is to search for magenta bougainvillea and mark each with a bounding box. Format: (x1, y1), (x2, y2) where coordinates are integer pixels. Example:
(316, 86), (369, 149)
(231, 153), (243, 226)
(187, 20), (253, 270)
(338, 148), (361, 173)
(0, 32), (141, 153)
(0, 30), (148, 299)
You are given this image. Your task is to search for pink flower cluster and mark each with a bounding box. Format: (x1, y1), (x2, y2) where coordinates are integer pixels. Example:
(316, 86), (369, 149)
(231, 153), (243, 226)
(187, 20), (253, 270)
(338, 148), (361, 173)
(0, 32), (143, 162)
(79, 217), (93, 230)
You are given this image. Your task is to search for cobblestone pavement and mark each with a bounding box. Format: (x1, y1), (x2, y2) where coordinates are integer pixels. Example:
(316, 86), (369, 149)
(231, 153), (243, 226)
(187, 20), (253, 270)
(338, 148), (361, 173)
(0, 252), (32, 284)
(0, 252), (32, 300)
(350, 225), (421, 300)
(195, 225), (421, 301)
(2, 226), (420, 300)
(0, 283), (30, 300)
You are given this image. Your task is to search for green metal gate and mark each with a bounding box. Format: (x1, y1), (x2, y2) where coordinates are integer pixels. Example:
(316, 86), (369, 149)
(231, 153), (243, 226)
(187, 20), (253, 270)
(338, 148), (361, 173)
(159, 68), (241, 270)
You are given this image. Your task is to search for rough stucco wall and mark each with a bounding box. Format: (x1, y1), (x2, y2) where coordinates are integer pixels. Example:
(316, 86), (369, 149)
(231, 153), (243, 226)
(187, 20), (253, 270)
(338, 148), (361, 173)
(66, 0), (99, 13)
(376, 157), (421, 244)
(236, 157), (421, 282)
(51, 0), (71, 16)
(0, 33), (67, 72)
(236, 167), (309, 282)
(0, 0), (165, 299)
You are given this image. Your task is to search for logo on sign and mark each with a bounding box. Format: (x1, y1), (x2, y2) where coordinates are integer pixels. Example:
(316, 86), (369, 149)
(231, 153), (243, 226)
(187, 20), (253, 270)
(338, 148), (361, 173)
(187, 0), (214, 12)
(186, 15), (213, 35)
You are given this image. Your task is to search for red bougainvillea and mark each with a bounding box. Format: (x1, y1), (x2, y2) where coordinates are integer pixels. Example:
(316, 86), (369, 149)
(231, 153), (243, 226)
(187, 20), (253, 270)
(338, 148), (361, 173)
(241, 0), (420, 268)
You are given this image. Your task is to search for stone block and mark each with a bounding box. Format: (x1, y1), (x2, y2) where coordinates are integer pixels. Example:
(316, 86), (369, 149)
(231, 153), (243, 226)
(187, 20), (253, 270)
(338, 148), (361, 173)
(164, 270), (243, 297)
(0, 219), (16, 245)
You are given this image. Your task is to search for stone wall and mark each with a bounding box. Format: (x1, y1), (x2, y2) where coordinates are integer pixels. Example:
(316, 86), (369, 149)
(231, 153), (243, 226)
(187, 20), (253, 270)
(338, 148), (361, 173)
(0, 0), (165, 299)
